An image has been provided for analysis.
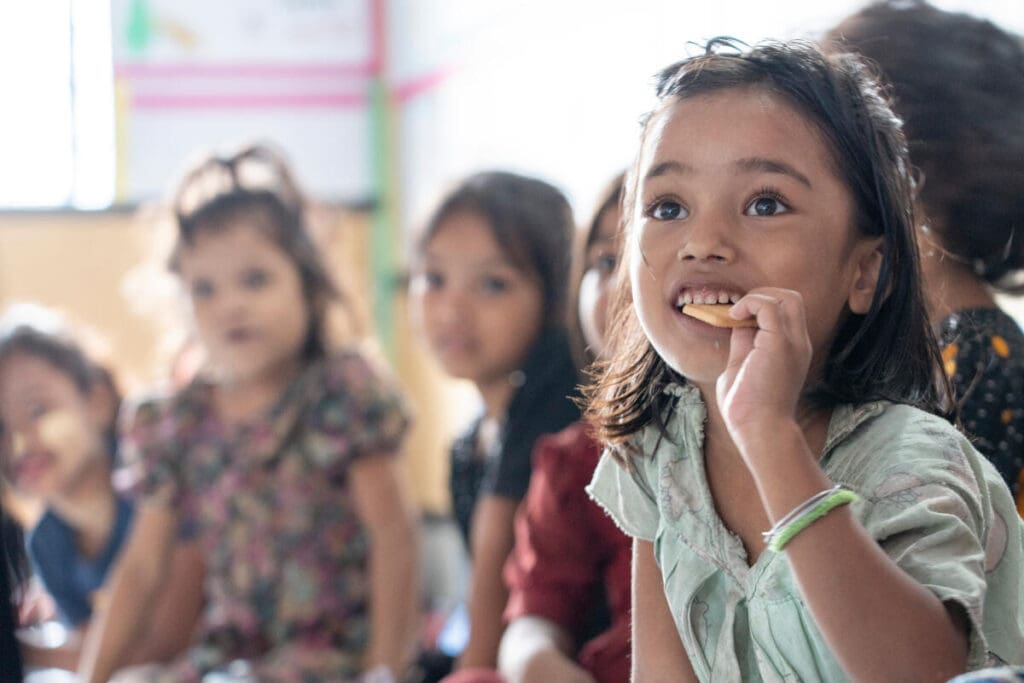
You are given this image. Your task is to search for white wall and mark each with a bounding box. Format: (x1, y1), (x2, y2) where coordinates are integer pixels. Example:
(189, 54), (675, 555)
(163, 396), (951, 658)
(396, 0), (1024, 230)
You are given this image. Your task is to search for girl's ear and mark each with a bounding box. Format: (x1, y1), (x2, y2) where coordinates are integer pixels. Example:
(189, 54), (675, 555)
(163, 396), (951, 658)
(848, 238), (884, 315)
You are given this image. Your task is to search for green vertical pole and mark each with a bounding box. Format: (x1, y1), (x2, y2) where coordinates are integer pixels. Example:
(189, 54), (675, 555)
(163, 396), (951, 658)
(369, 81), (396, 359)
(368, 0), (398, 360)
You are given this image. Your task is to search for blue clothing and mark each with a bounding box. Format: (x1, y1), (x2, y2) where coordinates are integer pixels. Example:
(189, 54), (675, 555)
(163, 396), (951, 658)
(27, 494), (134, 627)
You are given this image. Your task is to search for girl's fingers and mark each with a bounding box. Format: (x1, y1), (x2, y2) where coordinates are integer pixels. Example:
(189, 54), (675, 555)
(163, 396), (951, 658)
(719, 326), (756, 399)
(730, 292), (785, 336)
(730, 289), (806, 341)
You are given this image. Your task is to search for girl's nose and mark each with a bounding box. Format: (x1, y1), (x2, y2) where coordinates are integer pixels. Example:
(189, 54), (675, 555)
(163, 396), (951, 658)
(436, 286), (472, 326)
(676, 214), (736, 263)
(217, 287), (249, 318)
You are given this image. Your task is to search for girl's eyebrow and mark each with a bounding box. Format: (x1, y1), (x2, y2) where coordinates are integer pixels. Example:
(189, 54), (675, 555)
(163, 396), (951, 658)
(733, 157), (812, 188)
(422, 252), (518, 271)
(645, 157), (812, 189)
(645, 160), (692, 180)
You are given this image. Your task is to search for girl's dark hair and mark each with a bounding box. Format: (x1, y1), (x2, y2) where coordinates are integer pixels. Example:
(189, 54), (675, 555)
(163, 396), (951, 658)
(169, 142), (351, 360)
(586, 38), (951, 448)
(0, 506), (24, 680)
(568, 172), (625, 368)
(0, 324), (96, 395)
(417, 171), (575, 328)
(827, 1), (1024, 291)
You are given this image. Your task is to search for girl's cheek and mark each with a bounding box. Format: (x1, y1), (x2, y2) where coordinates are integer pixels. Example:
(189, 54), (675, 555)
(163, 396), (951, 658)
(37, 411), (92, 462)
(579, 270), (605, 356)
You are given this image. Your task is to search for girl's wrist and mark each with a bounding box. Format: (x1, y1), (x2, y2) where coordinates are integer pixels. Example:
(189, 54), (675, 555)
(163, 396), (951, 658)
(732, 417), (803, 466)
(737, 420), (831, 512)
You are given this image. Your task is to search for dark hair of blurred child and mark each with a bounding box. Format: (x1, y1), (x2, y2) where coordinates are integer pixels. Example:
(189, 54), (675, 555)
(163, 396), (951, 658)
(826, 0), (1024, 512)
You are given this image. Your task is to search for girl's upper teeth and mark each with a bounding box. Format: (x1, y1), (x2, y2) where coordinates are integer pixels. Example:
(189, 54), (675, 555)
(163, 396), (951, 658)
(675, 290), (742, 308)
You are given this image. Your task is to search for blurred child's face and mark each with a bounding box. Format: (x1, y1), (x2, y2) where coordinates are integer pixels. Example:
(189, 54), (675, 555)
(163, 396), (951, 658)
(410, 211), (545, 388)
(579, 206), (622, 358)
(0, 353), (105, 500)
(630, 88), (879, 389)
(178, 222), (310, 388)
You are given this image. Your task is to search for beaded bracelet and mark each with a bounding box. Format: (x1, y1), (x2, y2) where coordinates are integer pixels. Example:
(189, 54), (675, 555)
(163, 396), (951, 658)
(762, 485), (861, 552)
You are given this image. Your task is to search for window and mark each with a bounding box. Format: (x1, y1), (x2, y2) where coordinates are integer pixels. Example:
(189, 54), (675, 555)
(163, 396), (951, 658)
(0, 1), (114, 209)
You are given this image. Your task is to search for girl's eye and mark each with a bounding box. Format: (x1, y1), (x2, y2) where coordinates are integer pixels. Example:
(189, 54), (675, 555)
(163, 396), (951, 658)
(28, 403), (50, 422)
(593, 253), (617, 276)
(422, 271), (444, 289)
(191, 279), (215, 299)
(649, 199), (688, 221)
(745, 194), (789, 217)
(480, 276), (509, 294)
(242, 269), (270, 289)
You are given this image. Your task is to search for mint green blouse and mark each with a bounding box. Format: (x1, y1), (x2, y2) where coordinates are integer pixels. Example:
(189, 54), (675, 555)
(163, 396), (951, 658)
(587, 383), (1024, 681)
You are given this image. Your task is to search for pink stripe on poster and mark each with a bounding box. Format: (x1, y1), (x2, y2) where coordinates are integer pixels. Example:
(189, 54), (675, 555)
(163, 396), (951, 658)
(393, 66), (454, 104)
(116, 62), (376, 80)
(132, 92), (368, 110)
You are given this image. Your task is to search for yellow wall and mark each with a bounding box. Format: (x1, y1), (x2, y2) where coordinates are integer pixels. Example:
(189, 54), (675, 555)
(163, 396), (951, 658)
(0, 208), (462, 514)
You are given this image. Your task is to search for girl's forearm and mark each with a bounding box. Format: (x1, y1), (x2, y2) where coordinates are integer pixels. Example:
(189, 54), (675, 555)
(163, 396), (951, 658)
(365, 514), (420, 676)
(351, 454), (421, 678)
(458, 563), (510, 669)
(749, 421), (968, 681)
(459, 496), (518, 670)
(77, 556), (164, 683)
(632, 540), (699, 683)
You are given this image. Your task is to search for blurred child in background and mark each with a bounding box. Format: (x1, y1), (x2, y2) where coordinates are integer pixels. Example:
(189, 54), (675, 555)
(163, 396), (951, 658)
(827, 0), (1024, 512)
(78, 142), (419, 683)
(494, 172), (630, 683)
(0, 308), (203, 671)
(409, 171), (580, 679)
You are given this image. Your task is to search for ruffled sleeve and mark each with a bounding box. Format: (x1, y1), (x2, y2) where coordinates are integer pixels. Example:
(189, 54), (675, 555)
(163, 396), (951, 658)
(586, 384), (702, 542)
(119, 396), (184, 508)
(303, 350), (411, 473)
(586, 443), (660, 542)
(847, 406), (1024, 668)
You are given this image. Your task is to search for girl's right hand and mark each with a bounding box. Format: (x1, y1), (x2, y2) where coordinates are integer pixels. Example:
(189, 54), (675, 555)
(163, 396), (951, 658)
(715, 287), (812, 461)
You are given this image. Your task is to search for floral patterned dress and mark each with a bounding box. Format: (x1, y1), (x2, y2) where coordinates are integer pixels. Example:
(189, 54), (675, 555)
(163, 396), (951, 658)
(121, 350), (410, 682)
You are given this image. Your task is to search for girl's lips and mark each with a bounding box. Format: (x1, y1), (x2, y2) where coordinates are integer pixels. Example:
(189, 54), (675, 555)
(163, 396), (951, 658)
(437, 337), (478, 354)
(226, 328), (257, 344)
(12, 450), (53, 486)
(672, 285), (746, 310)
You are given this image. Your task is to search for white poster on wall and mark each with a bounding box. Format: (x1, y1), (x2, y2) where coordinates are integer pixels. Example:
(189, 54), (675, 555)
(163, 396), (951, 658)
(110, 0), (376, 204)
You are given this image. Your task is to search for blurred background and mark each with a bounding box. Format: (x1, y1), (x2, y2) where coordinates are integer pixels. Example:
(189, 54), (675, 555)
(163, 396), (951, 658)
(0, 0), (1021, 513)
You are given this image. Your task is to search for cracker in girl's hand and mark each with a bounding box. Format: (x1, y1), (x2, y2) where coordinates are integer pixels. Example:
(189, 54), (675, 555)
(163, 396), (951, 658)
(682, 304), (757, 328)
